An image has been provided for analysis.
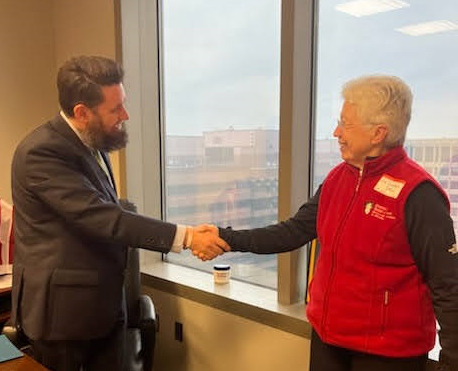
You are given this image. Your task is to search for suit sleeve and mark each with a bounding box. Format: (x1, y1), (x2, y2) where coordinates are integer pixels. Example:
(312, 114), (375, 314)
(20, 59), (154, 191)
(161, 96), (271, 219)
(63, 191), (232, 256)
(21, 143), (176, 253)
(405, 181), (458, 369)
(218, 187), (320, 254)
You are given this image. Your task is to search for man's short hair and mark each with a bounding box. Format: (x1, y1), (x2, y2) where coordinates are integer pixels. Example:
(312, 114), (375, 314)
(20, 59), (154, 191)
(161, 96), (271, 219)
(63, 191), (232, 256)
(57, 56), (124, 117)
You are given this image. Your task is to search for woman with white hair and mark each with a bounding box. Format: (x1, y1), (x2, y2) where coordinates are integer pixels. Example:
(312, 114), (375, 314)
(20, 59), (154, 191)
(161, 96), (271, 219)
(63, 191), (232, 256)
(216, 75), (458, 371)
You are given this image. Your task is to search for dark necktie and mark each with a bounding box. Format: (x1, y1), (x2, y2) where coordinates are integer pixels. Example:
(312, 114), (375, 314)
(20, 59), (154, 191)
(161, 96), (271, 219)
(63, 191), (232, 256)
(93, 150), (113, 187)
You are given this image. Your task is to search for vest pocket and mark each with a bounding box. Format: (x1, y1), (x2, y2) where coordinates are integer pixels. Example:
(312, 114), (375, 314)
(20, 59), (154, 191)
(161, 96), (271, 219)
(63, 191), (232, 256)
(380, 290), (389, 336)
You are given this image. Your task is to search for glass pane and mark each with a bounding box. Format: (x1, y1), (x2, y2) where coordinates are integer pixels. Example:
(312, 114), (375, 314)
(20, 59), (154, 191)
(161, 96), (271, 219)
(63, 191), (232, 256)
(313, 0), (457, 360)
(161, 0), (281, 288)
(414, 147), (423, 162)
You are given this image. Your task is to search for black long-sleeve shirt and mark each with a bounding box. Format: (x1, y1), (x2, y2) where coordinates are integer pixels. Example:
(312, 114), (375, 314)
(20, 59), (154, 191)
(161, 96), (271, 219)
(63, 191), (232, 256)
(219, 181), (458, 368)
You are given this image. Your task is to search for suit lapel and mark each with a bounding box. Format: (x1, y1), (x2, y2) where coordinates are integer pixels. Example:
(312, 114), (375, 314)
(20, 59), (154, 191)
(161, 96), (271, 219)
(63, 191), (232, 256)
(100, 151), (118, 200)
(100, 151), (118, 195)
(49, 115), (119, 203)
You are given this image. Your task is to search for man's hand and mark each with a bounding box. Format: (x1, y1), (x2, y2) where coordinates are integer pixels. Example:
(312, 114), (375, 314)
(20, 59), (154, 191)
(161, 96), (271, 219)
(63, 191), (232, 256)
(189, 224), (231, 261)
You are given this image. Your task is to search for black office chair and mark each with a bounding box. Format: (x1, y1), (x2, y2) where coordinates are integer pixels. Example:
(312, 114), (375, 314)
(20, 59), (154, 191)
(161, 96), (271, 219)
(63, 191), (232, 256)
(2, 245), (157, 371)
(121, 199), (157, 371)
(124, 244), (157, 371)
(2, 321), (33, 356)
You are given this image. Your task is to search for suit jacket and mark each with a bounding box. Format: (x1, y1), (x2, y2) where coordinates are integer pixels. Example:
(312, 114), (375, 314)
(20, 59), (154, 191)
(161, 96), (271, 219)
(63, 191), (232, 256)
(11, 115), (176, 341)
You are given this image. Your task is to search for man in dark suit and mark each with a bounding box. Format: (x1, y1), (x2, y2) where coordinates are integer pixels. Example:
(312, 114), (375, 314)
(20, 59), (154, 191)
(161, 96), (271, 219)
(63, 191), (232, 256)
(11, 55), (229, 371)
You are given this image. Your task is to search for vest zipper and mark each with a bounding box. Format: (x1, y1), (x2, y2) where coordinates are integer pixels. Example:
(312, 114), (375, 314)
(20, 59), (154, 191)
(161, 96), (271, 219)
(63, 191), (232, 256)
(355, 170), (362, 192)
(381, 290), (389, 336)
(320, 169), (363, 337)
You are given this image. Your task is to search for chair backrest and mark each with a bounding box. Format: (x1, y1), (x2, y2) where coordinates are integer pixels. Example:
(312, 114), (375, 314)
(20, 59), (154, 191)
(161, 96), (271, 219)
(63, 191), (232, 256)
(125, 246), (141, 327)
(119, 199), (156, 371)
(118, 199), (142, 327)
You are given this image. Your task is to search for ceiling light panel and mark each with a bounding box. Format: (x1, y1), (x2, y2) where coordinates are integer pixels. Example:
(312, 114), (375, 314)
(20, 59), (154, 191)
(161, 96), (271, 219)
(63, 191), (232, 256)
(396, 20), (458, 36)
(335, 0), (410, 17)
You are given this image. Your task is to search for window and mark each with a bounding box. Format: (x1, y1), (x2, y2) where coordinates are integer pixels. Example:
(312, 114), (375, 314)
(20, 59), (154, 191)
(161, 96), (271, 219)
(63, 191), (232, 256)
(313, 0), (458, 360)
(441, 146), (451, 163)
(414, 147), (423, 162)
(440, 167), (450, 176)
(313, 1), (458, 228)
(160, 0), (281, 288)
(452, 147), (458, 160)
(425, 147), (435, 162)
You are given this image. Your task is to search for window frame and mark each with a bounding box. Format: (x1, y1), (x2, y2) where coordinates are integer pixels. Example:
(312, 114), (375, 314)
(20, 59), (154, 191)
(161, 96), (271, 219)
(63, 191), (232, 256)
(120, 0), (317, 305)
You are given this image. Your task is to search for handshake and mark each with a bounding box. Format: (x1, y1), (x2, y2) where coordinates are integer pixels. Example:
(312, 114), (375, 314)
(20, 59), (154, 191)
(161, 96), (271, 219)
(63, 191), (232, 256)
(185, 224), (231, 261)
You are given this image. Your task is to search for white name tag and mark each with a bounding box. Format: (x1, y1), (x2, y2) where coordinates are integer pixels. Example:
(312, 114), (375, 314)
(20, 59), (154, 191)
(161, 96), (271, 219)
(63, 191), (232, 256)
(373, 174), (406, 199)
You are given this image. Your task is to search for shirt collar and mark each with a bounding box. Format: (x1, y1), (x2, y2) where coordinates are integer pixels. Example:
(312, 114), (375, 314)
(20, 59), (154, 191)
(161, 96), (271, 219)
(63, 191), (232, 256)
(59, 110), (90, 148)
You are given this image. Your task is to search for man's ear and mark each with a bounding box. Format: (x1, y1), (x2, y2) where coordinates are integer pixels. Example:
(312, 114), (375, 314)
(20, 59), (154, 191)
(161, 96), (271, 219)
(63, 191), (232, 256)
(73, 104), (91, 130)
(372, 124), (388, 145)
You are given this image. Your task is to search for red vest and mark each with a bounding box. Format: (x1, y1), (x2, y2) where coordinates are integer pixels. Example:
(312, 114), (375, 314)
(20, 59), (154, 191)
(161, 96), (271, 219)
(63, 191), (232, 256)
(306, 147), (448, 357)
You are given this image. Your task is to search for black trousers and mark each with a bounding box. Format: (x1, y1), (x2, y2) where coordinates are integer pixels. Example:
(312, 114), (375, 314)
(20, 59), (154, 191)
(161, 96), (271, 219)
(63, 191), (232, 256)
(310, 330), (428, 371)
(31, 321), (125, 371)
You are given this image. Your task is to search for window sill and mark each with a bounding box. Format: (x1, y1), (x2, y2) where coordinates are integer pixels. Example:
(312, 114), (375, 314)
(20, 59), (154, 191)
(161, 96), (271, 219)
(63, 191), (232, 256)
(141, 261), (311, 339)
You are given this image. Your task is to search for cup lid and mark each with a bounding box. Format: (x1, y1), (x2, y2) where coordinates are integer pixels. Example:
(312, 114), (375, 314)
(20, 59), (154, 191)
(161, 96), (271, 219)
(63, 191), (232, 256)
(213, 264), (230, 271)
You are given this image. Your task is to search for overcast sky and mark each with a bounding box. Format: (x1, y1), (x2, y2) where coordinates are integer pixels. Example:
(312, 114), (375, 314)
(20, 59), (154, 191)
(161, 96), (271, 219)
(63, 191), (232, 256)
(162, 0), (281, 135)
(161, 0), (458, 139)
(316, 0), (458, 139)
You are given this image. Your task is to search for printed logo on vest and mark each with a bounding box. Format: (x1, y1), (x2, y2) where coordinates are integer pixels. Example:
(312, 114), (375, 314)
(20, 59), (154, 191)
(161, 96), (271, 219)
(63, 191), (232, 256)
(365, 203), (396, 221)
(373, 174), (406, 199)
(364, 201), (374, 215)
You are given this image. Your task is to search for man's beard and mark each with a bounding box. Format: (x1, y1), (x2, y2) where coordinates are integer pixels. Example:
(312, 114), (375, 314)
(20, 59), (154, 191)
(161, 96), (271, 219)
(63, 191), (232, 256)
(82, 114), (128, 152)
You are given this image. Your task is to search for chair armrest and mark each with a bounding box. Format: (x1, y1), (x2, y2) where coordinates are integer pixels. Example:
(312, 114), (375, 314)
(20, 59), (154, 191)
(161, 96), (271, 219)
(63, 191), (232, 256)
(2, 323), (20, 345)
(138, 295), (156, 328)
(2, 322), (31, 354)
(138, 295), (156, 371)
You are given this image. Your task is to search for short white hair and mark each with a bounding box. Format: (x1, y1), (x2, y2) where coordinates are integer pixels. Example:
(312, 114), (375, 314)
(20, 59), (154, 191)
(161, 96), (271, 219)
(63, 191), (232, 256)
(342, 75), (412, 148)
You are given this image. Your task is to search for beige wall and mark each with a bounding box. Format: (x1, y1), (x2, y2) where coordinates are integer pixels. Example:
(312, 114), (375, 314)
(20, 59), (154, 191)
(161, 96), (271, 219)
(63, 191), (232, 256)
(52, 0), (118, 68)
(144, 287), (310, 371)
(51, 0), (124, 195)
(1, 2), (309, 369)
(0, 0), (122, 203)
(0, 0), (57, 203)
